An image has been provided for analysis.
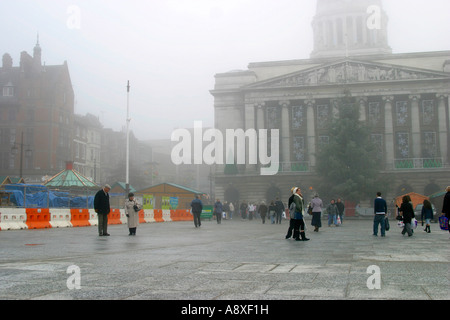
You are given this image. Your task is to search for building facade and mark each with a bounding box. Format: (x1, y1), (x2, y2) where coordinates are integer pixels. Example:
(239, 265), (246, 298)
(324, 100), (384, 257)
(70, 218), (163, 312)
(0, 40), (74, 182)
(210, 0), (450, 206)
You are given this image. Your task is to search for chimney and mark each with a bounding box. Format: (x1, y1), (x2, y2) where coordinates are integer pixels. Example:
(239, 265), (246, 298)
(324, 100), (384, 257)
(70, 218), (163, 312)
(66, 161), (74, 170)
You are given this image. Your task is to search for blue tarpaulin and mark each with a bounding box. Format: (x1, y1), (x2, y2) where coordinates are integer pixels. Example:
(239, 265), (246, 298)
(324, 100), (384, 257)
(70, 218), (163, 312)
(4, 184), (94, 208)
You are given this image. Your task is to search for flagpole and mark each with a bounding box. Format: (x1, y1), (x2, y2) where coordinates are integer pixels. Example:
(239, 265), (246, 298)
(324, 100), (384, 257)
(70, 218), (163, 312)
(126, 80), (130, 197)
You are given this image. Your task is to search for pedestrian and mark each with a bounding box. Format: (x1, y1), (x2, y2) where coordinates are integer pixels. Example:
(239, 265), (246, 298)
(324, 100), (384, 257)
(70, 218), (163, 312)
(292, 187), (309, 241)
(440, 186), (450, 236)
(124, 192), (141, 236)
(223, 201), (229, 220)
(399, 195), (415, 237)
(94, 184), (111, 236)
(240, 201), (248, 219)
(336, 198), (345, 225)
(421, 199), (434, 233)
(326, 199), (339, 227)
(268, 201), (276, 224)
(190, 195), (203, 228)
(214, 199), (223, 224)
(259, 201), (268, 224)
(248, 202), (255, 220)
(373, 192), (387, 237)
(285, 187), (296, 239)
(275, 198), (285, 224)
(311, 193), (323, 232)
(229, 202), (234, 220)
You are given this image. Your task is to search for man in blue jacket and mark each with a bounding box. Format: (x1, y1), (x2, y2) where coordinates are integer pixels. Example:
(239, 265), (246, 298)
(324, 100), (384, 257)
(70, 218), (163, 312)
(373, 192), (388, 237)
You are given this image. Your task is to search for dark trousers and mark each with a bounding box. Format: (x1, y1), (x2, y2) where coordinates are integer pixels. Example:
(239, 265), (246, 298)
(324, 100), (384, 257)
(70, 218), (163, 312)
(285, 219), (295, 238)
(98, 214), (108, 235)
(293, 219), (305, 240)
(216, 212), (222, 224)
(276, 212), (282, 224)
(193, 212), (201, 227)
(129, 227), (136, 235)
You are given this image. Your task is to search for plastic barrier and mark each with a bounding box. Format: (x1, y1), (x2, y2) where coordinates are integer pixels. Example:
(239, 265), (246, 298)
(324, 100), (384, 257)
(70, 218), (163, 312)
(88, 209), (98, 226)
(170, 210), (179, 221)
(26, 208), (51, 229)
(144, 209), (155, 223)
(162, 209), (172, 222)
(178, 209), (193, 221)
(0, 208), (28, 230)
(153, 209), (164, 223)
(70, 208), (91, 227)
(108, 208), (122, 225)
(50, 209), (72, 228)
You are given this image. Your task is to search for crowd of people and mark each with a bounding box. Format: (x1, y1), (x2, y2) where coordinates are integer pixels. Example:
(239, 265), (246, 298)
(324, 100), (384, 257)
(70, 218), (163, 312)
(91, 183), (450, 239)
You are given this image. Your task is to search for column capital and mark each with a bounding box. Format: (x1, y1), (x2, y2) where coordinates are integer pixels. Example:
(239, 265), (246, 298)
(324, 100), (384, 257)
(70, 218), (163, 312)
(408, 94), (421, 101)
(357, 96), (368, 104)
(254, 102), (266, 108)
(436, 93), (449, 100)
(279, 100), (290, 107)
(304, 99), (316, 107)
(382, 96), (394, 103)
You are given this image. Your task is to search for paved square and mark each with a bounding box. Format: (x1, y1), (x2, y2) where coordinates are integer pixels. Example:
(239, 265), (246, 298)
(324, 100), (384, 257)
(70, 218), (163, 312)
(0, 218), (448, 300)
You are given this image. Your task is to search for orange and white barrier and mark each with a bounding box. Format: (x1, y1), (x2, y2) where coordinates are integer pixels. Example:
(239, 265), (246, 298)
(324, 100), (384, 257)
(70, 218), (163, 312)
(0, 208), (195, 231)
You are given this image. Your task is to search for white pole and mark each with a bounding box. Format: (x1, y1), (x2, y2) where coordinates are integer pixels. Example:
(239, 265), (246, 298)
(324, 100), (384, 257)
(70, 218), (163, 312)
(126, 80), (130, 196)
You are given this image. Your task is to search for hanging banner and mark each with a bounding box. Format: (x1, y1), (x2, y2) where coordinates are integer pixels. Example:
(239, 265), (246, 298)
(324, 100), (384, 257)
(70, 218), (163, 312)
(162, 196), (170, 210)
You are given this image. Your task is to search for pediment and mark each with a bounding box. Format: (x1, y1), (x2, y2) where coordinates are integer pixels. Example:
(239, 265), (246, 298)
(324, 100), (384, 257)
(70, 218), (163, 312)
(245, 59), (450, 89)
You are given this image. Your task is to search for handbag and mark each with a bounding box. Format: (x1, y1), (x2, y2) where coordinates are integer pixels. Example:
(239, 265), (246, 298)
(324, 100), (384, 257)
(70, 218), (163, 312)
(439, 216), (449, 231)
(385, 217), (390, 231)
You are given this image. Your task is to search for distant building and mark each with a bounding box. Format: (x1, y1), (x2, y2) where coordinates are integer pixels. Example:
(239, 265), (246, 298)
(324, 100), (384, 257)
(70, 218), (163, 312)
(210, 0), (450, 205)
(0, 39), (74, 182)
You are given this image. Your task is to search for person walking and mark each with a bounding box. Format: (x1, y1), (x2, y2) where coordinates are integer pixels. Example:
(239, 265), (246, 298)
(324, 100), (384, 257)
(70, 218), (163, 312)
(440, 186), (450, 236)
(229, 202), (234, 220)
(240, 201), (248, 219)
(275, 198), (285, 224)
(124, 192), (141, 236)
(373, 192), (387, 237)
(311, 193), (323, 232)
(214, 199), (223, 224)
(268, 201), (277, 224)
(285, 188), (296, 239)
(292, 187), (309, 241)
(399, 195), (415, 237)
(94, 184), (111, 236)
(259, 201), (268, 224)
(336, 198), (345, 225)
(190, 195), (203, 228)
(326, 199), (339, 227)
(421, 199), (434, 233)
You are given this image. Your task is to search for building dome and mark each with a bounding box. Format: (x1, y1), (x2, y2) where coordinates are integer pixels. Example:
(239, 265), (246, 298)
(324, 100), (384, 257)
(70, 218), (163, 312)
(311, 0), (391, 59)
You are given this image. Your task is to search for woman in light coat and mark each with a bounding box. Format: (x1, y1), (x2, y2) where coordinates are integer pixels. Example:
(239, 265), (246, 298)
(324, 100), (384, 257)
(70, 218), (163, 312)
(125, 192), (141, 236)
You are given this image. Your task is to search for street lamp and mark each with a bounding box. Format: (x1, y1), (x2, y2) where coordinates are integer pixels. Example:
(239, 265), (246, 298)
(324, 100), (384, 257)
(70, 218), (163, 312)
(11, 131), (32, 180)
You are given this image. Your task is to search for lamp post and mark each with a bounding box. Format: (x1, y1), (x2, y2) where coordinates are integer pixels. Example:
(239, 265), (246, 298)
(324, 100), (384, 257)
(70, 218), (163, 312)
(11, 131), (32, 180)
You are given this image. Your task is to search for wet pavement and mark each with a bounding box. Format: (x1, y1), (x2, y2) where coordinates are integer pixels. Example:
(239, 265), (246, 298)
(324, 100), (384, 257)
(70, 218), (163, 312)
(0, 217), (449, 303)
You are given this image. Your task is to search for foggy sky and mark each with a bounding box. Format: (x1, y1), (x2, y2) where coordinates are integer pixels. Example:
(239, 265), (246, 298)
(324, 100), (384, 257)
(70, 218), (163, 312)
(1, 0), (449, 141)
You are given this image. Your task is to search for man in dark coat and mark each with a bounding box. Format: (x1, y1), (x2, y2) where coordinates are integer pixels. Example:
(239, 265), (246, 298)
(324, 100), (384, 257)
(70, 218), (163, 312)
(191, 195), (203, 228)
(94, 184), (111, 236)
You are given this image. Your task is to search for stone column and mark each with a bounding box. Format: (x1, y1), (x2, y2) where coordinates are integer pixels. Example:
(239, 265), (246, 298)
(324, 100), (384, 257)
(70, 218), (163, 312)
(409, 95), (421, 158)
(244, 102), (258, 173)
(279, 101), (291, 165)
(437, 94), (449, 165)
(306, 99), (316, 168)
(383, 96), (395, 169)
(358, 97), (367, 122)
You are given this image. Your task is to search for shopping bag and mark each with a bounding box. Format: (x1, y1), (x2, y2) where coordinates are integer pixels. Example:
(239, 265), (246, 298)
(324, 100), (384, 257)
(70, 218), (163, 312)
(336, 215), (341, 225)
(397, 221), (405, 228)
(439, 216), (449, 231)
(385, 217), (390, 231)
(411, 218), (418, 229)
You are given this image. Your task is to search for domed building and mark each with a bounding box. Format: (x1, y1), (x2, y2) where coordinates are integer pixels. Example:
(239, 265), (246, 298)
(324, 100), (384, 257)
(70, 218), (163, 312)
(210, 0), (450, 208)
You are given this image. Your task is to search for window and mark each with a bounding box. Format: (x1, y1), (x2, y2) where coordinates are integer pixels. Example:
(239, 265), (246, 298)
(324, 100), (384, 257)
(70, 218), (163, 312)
(2, 86), (14, 97)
